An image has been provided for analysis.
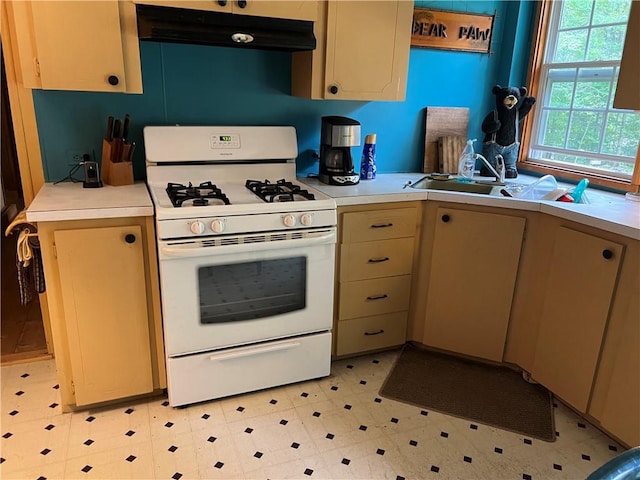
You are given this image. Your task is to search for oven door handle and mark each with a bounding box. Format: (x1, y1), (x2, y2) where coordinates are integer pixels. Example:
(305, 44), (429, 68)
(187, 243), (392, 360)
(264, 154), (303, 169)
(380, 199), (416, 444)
(209, 341), (301, 361)
(160, 231), (336, 258)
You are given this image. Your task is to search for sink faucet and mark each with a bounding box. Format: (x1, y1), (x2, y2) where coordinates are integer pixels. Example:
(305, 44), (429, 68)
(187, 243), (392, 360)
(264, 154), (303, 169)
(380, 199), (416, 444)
(474, 153), (505, 183)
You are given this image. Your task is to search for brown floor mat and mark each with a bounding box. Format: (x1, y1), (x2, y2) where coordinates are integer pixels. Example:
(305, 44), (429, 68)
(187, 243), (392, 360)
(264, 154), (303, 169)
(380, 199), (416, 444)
(380, 343), (556, 442)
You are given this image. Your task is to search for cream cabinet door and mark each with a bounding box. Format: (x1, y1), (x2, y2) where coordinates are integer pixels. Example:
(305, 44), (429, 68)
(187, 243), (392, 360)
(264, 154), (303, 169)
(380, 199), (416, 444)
(18, 1), (141, 92)
(323, 0), (413, 100)
(423, 208), (525, 362)
(531, 227), (623, 413)
(54, 226), (153, 406)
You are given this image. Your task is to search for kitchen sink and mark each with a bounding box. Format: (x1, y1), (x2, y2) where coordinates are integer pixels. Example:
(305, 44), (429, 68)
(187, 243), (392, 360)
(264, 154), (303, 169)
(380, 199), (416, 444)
(407, 177), (502, 195)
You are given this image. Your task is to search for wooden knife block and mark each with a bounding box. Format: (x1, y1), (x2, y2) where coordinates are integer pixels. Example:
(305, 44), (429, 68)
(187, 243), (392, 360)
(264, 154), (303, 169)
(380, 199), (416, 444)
(101, 139), (133, 186)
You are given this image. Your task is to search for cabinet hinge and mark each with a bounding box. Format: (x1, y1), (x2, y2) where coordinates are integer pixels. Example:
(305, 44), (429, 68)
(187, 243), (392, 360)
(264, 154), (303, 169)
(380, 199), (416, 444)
(33, 57), (40, 77)
(52, 243), (57, 259)
(70, 380), (75, 395)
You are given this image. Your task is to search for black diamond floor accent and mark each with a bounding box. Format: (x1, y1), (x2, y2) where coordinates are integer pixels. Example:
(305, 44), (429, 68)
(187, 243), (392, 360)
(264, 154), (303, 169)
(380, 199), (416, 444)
(15, 391), (24, 396)
(168, 445), (178, 452)
(245, 428), (253, 434)
(373, 359), (380, 364)
(524, 438), (532, 445)
(208, 436), (217, 443)
(313, 411), (321, 417)
(9, 410), (19, 416)
(125, 408), (134, 414)
(341, 458), (350, 465)
(420, 410), (428, 416)
(237, 406), (245, 412)
(523, 474), (532, 480)
(304, 468), (313, 476)
(53, 384), (59, 389)
(202, 414), (210, 420)
(556, 431), (560, 437)
(301, 392), (309, 397)
(164, 422), (174, 428)
(172, 473), (182, 480)
(577, 422), (586, 429)
(36, 476), (46, 480)
(582, 454), (591, 461)
(440, 431), (448, 438)
(0, 458), (5, 464)
(359, 380), (367, 385)
(86, 416), (95, 423)
(2, 432), (13, 439)
(291, 442), (300, 449)
(609, 445), (618, 452)
(269, 399), (278, 404)
(409, 440), (418, 446)
(495, 447), (503, 454)
(331, 386), (338, 391)
(374, 398), (382, 403)
(126, 455), (136, 462)
(359, 425), (367, 431)
(346, 365), (353, 369)
(326, 433), (335, 439)
(280, 419), (288, 425)
(553, 464), (562, 471)
(125, 430), (135, 437)
(49, 403), (58, 409)
(40, 448), (51, 455)
(21, 373), (29, 378)
(81, 465), (92, 473)
(84, 439), (94, 446)
(397, 477), (405, 480)
(391, 418), (399, 423)
(431, 466), (439, 473)
(214, 461), (224, 469)
(553, 402), (558, 407)
(254, 451), (263, 458)
(45, 424), (55, 431)
(161, 401), (169, 407)
(463, 456), (472, 463)
(470, 424), (478, 430)
(344, 404), (352, 410)
(376, 448), (385, 455)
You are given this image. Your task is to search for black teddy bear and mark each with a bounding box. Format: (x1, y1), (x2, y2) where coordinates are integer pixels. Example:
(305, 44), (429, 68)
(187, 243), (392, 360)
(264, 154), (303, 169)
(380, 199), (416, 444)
(481, 85), (536, 179)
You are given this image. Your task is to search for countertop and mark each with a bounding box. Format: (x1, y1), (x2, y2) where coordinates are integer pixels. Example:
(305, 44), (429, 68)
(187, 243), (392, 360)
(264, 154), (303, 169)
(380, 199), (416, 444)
(300, 174), (640, 240)
(26, 182), (153, 222)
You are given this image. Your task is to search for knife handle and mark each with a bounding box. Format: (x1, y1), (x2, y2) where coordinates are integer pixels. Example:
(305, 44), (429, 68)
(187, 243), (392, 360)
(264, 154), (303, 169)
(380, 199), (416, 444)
(113, 119), (122, 139)
(105, 116), (114, 141)
(122, 114), (130, 141)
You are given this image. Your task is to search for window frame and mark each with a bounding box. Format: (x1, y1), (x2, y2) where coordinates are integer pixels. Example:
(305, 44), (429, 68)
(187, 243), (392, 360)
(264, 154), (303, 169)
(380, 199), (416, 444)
(520, 0), (640, 193)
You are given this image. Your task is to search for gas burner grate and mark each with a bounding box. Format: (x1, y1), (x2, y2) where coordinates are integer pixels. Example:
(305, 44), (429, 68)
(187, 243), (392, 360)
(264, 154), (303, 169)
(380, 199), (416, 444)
(245, 179), (315, 203)
(166, 181), (231, 207)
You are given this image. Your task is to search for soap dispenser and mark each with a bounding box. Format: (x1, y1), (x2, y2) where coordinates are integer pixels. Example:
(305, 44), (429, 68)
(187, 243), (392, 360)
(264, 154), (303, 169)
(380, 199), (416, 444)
(457, 139), (476, 182)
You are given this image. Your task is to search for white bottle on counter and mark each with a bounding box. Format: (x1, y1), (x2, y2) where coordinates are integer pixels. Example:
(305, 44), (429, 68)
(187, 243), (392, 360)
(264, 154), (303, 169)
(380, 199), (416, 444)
(457, 139), (476, 182)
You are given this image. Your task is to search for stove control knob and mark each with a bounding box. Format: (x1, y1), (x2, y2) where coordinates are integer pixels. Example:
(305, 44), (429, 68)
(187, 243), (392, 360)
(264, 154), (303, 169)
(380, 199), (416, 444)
(190, 221), (205, 235)
(211, 219), (225, 233)
(283, 214), (296, 227)
(300, 213), (313, 226)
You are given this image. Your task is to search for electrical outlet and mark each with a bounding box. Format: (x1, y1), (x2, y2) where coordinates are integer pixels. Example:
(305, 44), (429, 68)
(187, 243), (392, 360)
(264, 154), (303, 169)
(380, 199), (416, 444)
(67, 150), (92, 165)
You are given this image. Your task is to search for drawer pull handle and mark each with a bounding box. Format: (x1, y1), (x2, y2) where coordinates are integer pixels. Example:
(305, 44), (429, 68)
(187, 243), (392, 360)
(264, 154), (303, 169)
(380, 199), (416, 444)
(370, 223), (393, 229)
(364, 329), (385, 336)
(366, 294), (388, 301)
(368, 257), (390, 263)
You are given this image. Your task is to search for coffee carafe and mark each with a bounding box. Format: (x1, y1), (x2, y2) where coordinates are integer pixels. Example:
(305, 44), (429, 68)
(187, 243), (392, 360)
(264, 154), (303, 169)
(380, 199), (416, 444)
(319, 116), (361, 185)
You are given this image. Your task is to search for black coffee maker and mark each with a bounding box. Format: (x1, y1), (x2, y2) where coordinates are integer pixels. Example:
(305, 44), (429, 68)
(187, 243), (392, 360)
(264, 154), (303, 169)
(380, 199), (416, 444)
(319, 116), (361, 185)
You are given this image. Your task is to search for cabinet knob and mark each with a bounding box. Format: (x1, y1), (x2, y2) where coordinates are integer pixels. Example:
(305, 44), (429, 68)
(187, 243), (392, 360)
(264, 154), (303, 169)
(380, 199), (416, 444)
(107, 75), (119, 86)
(125, 234), (136, 244)
(441, 214), (450, 223)
(329, 85), (339, 95)
(237, 0), (247, 8)
(218, 0), (227, 5)
(602, 249), (613, 260)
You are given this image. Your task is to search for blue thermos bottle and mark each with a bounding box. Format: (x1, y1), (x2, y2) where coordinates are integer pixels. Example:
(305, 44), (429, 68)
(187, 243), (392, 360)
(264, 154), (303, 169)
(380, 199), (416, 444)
(360, 134), (377, 180)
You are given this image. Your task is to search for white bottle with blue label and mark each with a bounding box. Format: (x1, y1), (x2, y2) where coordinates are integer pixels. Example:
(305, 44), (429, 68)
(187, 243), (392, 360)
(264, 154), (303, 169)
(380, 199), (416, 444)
(457, 139), (476, 182)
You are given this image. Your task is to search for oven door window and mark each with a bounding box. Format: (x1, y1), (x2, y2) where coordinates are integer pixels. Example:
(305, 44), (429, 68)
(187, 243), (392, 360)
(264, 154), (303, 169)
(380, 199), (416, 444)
(198, 257), (307, 324)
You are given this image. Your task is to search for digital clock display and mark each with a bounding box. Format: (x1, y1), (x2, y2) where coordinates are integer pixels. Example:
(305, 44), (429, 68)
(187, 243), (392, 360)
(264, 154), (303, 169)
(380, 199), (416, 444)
(219, 135), (232, 142)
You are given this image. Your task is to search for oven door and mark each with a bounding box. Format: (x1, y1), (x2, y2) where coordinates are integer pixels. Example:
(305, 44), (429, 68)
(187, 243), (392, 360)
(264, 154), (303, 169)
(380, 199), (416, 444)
(158, 228), (336, 356)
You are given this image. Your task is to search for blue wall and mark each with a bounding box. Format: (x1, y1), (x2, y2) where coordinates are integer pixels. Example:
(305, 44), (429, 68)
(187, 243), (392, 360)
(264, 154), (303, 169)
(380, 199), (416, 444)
(32, 1), (535, 182)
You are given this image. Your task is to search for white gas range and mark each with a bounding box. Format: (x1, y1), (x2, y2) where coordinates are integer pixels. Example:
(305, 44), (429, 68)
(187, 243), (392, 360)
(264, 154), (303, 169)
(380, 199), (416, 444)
(144, 126), (336, 407)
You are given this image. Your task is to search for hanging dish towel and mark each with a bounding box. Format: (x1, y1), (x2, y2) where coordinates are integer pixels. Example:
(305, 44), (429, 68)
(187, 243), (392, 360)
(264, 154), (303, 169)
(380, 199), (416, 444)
(15, 227), (46, 305)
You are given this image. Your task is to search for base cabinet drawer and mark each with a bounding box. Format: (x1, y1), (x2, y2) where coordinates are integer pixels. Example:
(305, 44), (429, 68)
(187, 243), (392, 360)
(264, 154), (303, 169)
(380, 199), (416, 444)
(339, 275), (412, 320)
(340, 237), (414, 281)
(336, 312), (407, 356)
(341, 207), (417, 243)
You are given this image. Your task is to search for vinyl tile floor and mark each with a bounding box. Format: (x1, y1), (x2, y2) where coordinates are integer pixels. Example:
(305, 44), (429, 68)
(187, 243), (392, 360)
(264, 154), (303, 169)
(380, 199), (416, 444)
(0, 349), (625, 479)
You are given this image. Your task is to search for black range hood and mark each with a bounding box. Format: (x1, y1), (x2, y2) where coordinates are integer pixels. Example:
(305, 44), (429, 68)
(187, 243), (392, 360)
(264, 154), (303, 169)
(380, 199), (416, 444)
(136, 4), (316, 52)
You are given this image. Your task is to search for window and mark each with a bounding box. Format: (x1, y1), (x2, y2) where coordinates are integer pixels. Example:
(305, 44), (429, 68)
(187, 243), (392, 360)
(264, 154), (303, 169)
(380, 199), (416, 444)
(522, 0), (640, 191)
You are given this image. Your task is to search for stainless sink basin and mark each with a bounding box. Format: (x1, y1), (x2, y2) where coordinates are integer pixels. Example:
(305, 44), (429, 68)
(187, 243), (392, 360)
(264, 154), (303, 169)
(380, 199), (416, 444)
(407, 177), (502, 195)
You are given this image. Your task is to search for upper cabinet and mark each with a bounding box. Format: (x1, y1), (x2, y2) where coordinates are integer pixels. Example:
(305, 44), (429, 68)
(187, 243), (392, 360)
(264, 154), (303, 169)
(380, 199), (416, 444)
(293, 0), (414, 101)
(6, 1), (142, 93)
(133, 0), (319, 21)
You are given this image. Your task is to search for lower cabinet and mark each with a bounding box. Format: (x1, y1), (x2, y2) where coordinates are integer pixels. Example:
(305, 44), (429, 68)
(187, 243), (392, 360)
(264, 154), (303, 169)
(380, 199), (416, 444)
(530, 227), (623, 413)
(38, 217), (165, 410)
(421, 207), (525, 362)
(334, 203), (419, 357)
